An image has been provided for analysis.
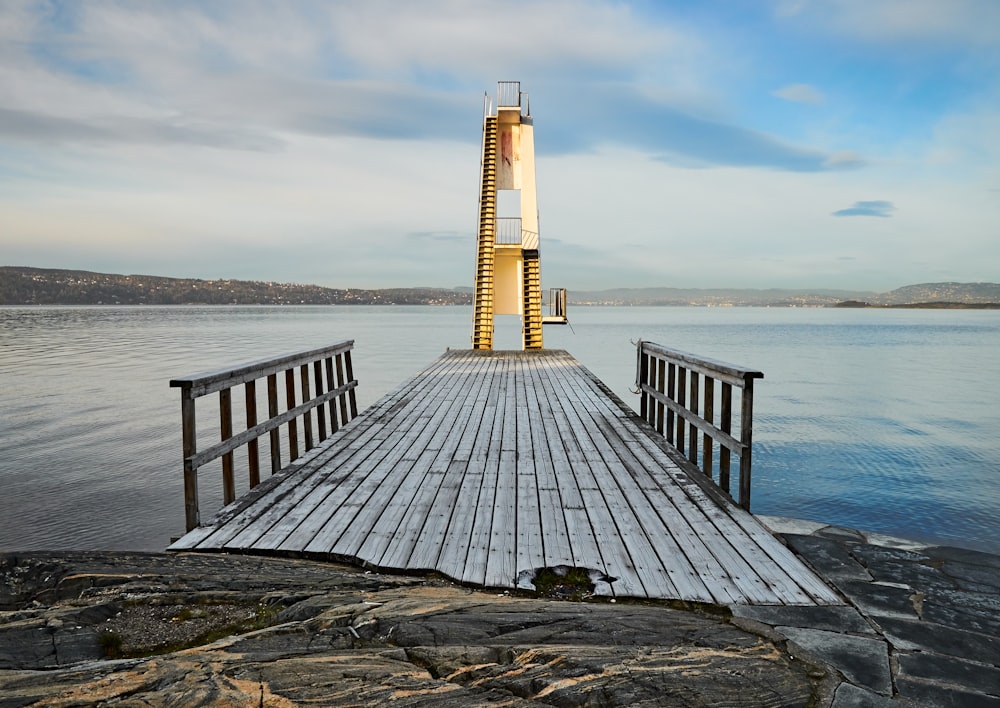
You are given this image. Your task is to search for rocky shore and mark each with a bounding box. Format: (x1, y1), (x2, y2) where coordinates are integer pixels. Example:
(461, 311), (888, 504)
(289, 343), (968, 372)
(1, 519), (998, 706)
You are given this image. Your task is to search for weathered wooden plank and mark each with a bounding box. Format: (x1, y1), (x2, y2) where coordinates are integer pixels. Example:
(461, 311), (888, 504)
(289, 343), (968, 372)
(618, 414), (839, 603)
(595, 426), (744, 603)
(521, 355), (575, 570)
(219, 388), (235, 505)
(185, 381), (358, 472)
(640, 383), (745, 456)
(461, 355), (507, 586)
(197, 396), (407, 551)
(542, 354), (664, 599)
(585, 369), (836, 604)
(297, 352), (472, 557)
(561, 367), (749, 604)
(533, 353), (646, 598)
(512, 355), (545, 577)
(546, 357), (713, 602)
(523, 354), (605, 577)
(245, 380), (261, 488)
(418, 352), (507, 577)
(390, 354), (497, 572)
(349, 359), (473, 559)
(564, 360), (785, 603)
(484, 356), (520, 588)
(376, 354), (498, 571)
(636, 429), (829, 604)
(434, 355), (502, 581)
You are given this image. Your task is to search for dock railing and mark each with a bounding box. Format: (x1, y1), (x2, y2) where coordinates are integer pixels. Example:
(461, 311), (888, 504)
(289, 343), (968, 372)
(636, 341), (763, 510)
(170, 341), (359, 531)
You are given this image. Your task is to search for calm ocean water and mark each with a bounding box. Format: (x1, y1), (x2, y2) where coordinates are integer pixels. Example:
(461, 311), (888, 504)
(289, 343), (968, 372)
(1, 305), (998, 554)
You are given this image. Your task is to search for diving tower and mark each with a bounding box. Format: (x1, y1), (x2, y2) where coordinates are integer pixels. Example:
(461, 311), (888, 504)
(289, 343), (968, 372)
(472, 81), (564, 350)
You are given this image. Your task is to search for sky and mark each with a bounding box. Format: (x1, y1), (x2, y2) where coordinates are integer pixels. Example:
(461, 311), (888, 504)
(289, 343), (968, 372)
(2, 0), (998, 292)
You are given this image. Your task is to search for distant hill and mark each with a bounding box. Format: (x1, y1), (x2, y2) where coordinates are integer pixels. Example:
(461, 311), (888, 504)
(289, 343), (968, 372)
(872, 282), (1000, 306)
(566, 287), (876, 307)
(2, 267), (997, 308)
(0, 267), (472, 306)
(568, 283), (1000, 307)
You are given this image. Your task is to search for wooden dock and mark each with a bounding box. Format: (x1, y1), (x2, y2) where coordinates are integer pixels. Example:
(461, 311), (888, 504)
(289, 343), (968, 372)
(169, 349), (840, 606)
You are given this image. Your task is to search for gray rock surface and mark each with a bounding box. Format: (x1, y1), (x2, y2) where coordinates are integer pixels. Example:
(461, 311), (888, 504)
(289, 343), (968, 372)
(4, 522), (1000, 707)
(777, 627), (891, 696)
(761, 518), (1000, 708)
(0, 551), (825, 706)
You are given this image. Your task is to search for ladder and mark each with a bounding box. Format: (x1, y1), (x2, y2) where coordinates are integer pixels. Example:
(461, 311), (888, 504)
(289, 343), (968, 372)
(522, 251), (543, 349)
(472, 114), (497, 350)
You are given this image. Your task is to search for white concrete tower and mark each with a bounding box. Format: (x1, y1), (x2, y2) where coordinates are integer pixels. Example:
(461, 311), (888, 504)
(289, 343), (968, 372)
(472, 81), (544, 350)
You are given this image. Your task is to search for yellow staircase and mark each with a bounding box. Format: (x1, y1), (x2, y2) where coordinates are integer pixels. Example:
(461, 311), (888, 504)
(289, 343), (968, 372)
(522, 251), (543, 349)
(472, 114), (497, 350)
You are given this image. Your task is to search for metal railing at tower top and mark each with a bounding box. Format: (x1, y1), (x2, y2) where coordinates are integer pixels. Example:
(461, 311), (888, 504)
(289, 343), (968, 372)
(498, 81), (521, 106)
(485, 81), (530, 118)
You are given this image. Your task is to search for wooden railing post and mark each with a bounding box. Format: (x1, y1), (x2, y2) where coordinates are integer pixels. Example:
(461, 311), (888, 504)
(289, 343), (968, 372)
(635, 341), (643, 415)
(638, 343), (649, 421)
(688, 370), (699, 466)
(666, 363), (675, 445)
(267, 373), (281, 473)
(325, 356), (339, 433)
(246, 380), (260, 488)
(336, 353), (349, 424)
(219, 387), (235, 505)
(314, 359), (327, 442)
(675, 366), (687, 453)
(739, 374), (756, 510)
(180, 393), (199, 532)
(702, 377), (714, 478)
(345, 350), (358, 419)
(285, 368), (299, 461)
(300, 364), (314, 452)
(655, 358), (666, 435)
(720, 383), (733, 494)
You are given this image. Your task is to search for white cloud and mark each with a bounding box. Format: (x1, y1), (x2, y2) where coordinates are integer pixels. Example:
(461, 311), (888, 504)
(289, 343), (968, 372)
(928, 108), (1000, 165)
(773, 0), (808, 18)
(785, 0), (1000, 45)
(822, 151), (864, 169)
(773, 83), (825, 105)
(325, 0), (678, 76)
(832, 200), (896, 217)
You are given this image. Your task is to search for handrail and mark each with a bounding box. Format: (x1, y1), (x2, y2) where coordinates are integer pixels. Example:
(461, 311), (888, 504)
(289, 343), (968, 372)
(494, 218), (540, 248)
(636, 341), (763, 510)
(497, 80), (520, 107)
(495, 217), (521, 244)
(549, 288), (567, 319)
(496, 81), (530, 117)
(171, 340), (359, 531)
